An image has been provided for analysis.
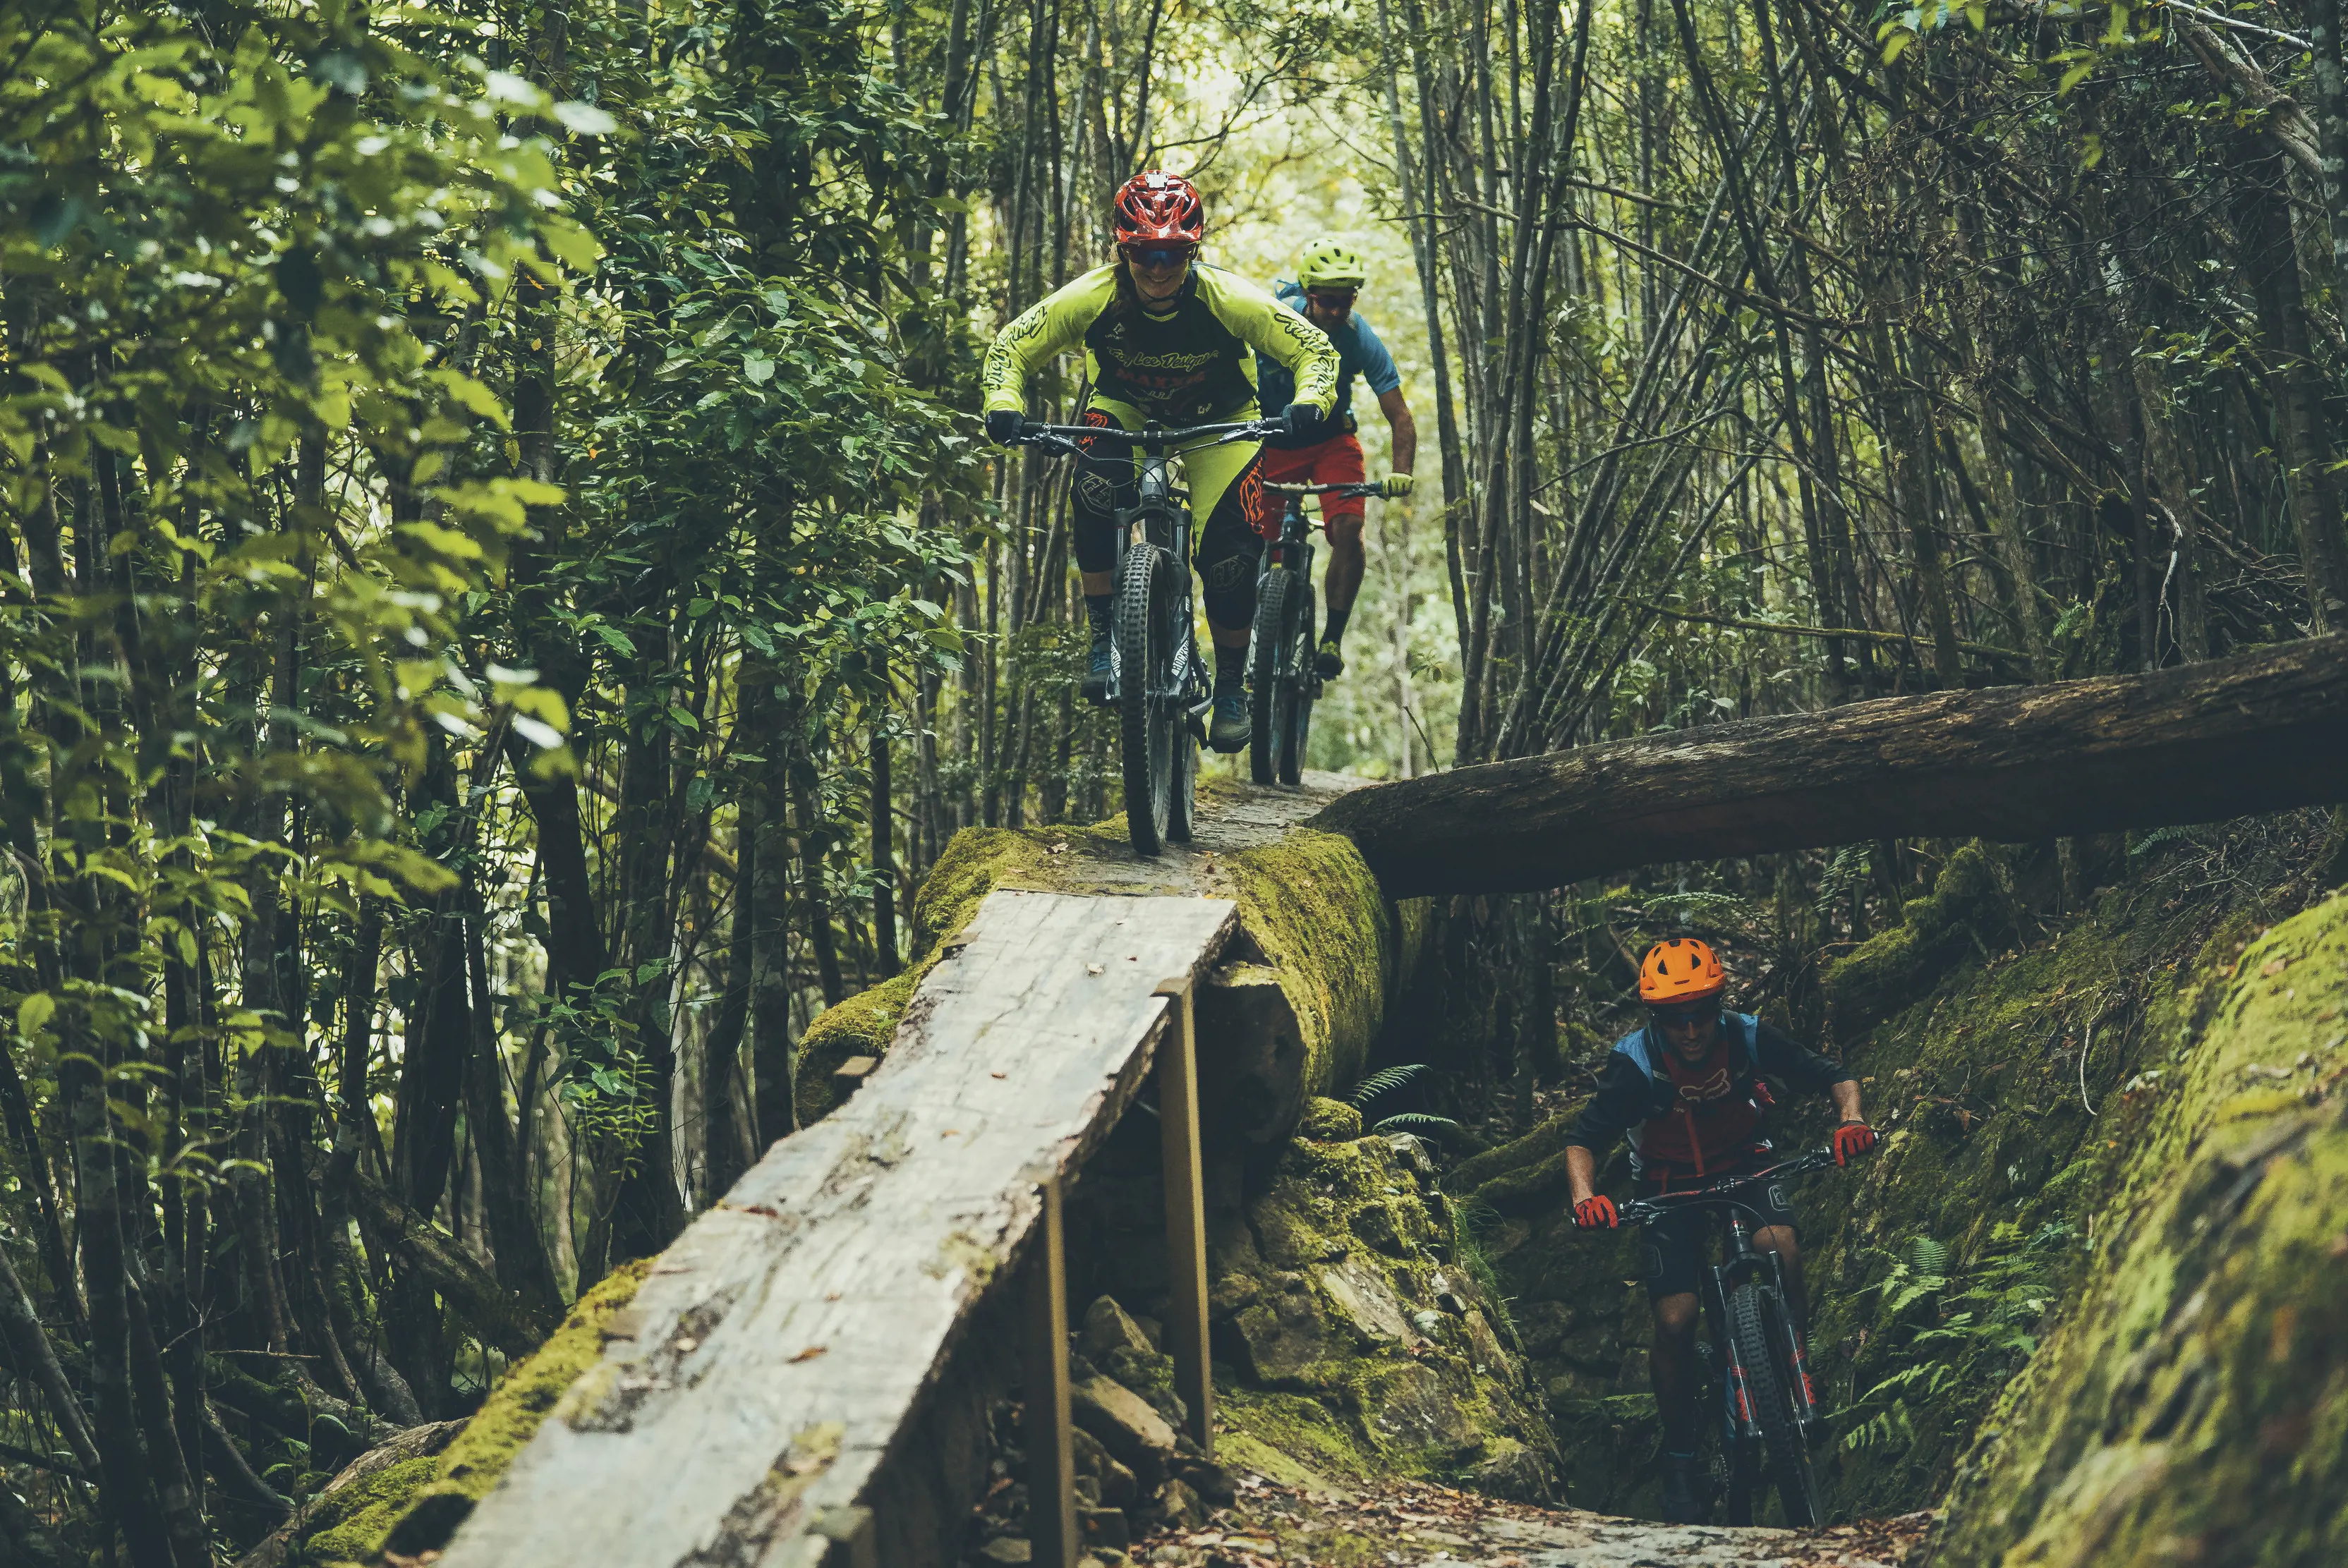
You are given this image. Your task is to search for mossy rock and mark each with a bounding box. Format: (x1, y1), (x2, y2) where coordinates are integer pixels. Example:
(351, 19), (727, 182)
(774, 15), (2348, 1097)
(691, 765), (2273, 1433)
(1298, 1098), (1363, 1141)
(1933, 893), (2348, 1566)
(304, 1256), (657, 1564)
(1208, 1125), (1559, 1497)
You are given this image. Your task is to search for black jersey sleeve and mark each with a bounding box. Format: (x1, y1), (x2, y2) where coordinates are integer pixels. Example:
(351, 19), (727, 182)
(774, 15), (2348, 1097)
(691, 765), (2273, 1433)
(1563, 1050), (1654, 1155)
(1753, 1017), (1855, 1097)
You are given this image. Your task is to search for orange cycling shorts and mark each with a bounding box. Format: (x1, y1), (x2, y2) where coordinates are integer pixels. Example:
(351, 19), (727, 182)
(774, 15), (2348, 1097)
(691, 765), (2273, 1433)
(1257, 432), (1367, 538)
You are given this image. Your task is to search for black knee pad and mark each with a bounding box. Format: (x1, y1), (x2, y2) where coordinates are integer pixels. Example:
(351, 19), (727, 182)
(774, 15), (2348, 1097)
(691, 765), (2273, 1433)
(1196, 508), (1261, 629)
(1072, 455), (1132, 578)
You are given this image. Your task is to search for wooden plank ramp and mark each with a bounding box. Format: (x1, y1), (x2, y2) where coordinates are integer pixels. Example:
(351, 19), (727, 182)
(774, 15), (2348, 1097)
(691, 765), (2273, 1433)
(436, 889), (1240, 1568)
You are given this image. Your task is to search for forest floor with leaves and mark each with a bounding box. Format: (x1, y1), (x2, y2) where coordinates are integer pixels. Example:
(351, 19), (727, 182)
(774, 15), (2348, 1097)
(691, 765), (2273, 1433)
(1119, 1473), (1934, 1567)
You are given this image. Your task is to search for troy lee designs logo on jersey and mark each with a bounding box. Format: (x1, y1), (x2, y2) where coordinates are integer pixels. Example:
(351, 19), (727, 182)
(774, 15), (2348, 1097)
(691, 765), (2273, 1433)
(1104, 346), (1222, 370)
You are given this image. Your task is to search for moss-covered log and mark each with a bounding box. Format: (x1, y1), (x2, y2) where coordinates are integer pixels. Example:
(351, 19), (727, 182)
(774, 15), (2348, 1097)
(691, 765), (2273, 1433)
(1934, 894), (2348, 1565)
(794, 778), (1424, 1135)
(1315, 633), (2348, 897)
(269, 1258), (655, 1565)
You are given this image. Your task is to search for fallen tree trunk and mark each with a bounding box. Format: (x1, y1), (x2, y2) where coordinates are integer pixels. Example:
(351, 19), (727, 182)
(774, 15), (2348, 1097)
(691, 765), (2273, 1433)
(1315, 635), (2348, 897)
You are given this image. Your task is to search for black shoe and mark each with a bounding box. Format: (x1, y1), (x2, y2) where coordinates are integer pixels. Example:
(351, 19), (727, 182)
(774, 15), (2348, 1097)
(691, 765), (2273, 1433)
(1657, 1452), (1702, 1524)
(1081, 636), (1112, 705)
(1314, 637), (1344, 679)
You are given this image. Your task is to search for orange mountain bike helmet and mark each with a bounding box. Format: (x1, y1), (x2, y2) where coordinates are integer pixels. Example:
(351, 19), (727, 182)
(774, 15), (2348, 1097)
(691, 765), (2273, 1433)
(1113, 170), (1206, 248)
(1638, 937), (1726, 1004)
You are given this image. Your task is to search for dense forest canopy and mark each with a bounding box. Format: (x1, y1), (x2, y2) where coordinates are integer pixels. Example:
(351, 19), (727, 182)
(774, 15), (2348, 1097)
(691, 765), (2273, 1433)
(1, 0), (2346, 1557)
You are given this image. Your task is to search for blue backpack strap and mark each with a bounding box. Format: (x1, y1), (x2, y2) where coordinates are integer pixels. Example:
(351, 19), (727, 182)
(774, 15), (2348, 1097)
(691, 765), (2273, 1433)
(1613, 1026), (1659, 1083)
(1732, 1011), (1761, 1072)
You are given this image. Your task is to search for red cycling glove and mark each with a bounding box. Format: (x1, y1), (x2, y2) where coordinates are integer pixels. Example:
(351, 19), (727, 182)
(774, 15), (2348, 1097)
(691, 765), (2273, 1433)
(1834, 1121), (1878, 1166)
(1573, 1194), (1619, 1230)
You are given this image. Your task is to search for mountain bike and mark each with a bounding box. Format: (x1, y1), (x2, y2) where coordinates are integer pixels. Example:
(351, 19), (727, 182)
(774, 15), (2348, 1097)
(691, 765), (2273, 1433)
(1252, 480), (1377, 786)
(1616, 1148), (1837, 1527)
(1007, 415), (1283, 856)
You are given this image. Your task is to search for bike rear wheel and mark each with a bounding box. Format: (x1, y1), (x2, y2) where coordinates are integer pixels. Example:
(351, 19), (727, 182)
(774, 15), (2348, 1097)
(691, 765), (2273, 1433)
(1118, 544), (1179, 856)
(1248, 569), (1293, 786)
(1276, 580), (1315, 786)
(1729, 1282), (1822, 1527)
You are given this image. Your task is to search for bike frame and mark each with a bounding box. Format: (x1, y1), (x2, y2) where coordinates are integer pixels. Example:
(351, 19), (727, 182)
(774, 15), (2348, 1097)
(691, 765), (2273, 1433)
(1620, 1150), (1834, 1455)
(1015, 417), (1276, 716)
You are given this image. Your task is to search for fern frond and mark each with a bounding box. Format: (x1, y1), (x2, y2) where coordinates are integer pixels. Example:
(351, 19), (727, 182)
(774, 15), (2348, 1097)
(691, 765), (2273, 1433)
(1372, 1113), (1468, 1142)
(1350, 1062), (1432, 1107)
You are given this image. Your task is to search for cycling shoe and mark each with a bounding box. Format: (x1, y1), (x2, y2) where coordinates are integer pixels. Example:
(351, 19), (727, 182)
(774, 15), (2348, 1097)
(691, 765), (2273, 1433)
(1657, 1452), (1704, 1524)
(1081, 636), (1113, 705)
(1314, 637), (1345, 679)
(1208, 691), (1251, 753)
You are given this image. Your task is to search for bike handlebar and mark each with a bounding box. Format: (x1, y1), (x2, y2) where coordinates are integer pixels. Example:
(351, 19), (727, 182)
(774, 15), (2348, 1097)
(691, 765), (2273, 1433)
(1009, 415), (1285, 460)
(1611, 1147), (1841, 1228)
(1266, 481), (1385, 499)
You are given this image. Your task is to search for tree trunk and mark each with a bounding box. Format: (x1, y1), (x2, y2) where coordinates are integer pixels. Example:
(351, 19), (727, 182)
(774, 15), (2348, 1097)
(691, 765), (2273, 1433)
(2231, 135), (2348, 631)
(1316, 635), (2348, 896)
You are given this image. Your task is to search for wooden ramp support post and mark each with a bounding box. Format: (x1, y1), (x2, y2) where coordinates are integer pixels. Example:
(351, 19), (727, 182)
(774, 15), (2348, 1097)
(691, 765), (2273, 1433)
(1024, 1172), (1079, 1568)
(1154, 974), (1213, 1456)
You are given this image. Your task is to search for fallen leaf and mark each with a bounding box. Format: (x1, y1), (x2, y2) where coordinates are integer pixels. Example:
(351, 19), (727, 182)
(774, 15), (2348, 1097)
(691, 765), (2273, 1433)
(991, 1070), (1007, 1078)
(1087, 964), (1103, 976)
(789, 1345), (827, 1362)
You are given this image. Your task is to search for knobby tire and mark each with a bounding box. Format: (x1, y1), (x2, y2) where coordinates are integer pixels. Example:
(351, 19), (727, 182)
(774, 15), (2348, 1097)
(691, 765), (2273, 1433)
(1729, 1282), (1822, 1527)
(1278, 579), (1315, 786)
(1249, 571), (1293, 785)
(1118, 545), (1176, 856)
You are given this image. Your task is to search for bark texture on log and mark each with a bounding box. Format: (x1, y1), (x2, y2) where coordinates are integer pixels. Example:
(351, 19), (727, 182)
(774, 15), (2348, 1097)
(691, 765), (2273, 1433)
(1313, 635), (2348, 897)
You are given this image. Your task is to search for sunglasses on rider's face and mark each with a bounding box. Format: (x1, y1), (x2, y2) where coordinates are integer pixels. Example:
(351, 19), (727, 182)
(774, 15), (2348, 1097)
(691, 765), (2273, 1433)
(1650, 998), (1722, 1028)
(1307, 289), (1357, 312)
(1123, 244), (1196, 269)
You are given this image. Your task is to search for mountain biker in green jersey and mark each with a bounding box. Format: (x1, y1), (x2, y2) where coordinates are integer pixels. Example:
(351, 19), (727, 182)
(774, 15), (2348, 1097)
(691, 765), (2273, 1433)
(1254, 238), (1418, 680)
(980, 171), (1341, 753)
(1563, 937), (1877, 1523)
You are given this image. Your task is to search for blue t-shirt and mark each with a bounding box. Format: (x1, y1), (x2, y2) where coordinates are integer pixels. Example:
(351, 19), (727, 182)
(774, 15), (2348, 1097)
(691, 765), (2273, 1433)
(1255, 279), (1402, 447)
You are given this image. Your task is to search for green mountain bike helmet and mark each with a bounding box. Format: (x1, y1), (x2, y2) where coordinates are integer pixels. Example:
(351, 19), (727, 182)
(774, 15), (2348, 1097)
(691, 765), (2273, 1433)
(1295, 237), (1368, 290)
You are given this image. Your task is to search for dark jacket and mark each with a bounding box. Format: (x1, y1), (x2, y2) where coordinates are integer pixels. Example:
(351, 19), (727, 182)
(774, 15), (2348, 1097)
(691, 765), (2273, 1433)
(1566, 1012), (1853, 1185)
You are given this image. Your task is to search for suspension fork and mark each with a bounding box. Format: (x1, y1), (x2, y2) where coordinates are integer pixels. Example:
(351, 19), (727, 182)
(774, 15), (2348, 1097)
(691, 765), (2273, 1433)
(1712, 1214), (1765, 1442)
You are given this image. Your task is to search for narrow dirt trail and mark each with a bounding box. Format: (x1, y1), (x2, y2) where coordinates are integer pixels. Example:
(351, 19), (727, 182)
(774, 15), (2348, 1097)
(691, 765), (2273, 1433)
(1128, 1474), (1932, 1568)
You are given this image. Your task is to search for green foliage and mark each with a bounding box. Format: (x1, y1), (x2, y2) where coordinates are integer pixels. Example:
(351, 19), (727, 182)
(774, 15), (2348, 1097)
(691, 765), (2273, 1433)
(1350, 1062), (1431, 1107)
(1836, 1221), (2067, 1454)
(1371, 1112), (1468, 1142)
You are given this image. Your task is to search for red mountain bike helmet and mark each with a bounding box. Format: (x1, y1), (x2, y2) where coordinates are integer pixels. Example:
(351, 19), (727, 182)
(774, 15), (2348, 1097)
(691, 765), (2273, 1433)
(1113, 170), (1206, 248)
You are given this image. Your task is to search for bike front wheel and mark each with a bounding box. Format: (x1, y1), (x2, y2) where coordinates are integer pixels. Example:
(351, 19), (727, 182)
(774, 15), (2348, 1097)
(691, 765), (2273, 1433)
(1248, 569), (1293, 785)
(1276, 579), (1315, 786)
(1729, 1282), (1822, 1527)
(1118, 543), (1180, 856)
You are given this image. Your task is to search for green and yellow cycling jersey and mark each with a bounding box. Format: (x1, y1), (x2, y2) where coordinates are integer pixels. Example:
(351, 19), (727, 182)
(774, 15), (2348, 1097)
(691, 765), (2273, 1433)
(981, 262), (1339, 427)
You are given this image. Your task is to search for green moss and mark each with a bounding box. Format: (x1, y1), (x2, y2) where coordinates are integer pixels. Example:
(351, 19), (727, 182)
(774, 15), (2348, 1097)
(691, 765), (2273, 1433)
(299, 1456), (437, 1564)
(794, 966), (921, 1126)
(1299, 1098), (1364, 1141)
(1821, 844), (2014, 1043)
(1934, 892), (2348, 1567)
(1211, 1126), (1560, 1500)
(1451, 1112), (1581, 1193)
(316, 1256), (658, 1564)
(1220, 828), (1400, 1098)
